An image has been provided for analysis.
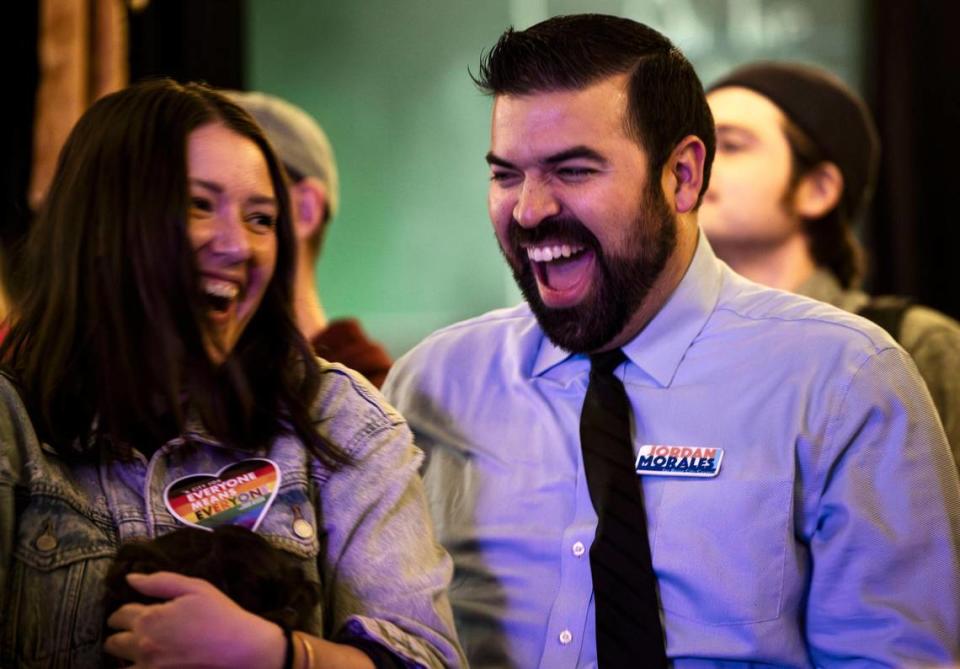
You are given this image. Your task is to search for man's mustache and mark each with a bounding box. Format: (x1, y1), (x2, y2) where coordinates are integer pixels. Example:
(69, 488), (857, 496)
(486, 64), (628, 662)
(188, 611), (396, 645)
(506, 216), (600, 250)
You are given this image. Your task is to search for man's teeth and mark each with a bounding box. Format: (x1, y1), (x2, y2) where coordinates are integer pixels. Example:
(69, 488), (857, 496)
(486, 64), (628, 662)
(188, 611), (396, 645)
(202, 279), (239, 300)
(526, 244), (585, 263)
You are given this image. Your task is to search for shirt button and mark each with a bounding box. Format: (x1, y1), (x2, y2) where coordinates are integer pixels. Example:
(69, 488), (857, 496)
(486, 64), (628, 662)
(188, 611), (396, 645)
(559, 629), (573, 645)
(572, 541), (586, 557)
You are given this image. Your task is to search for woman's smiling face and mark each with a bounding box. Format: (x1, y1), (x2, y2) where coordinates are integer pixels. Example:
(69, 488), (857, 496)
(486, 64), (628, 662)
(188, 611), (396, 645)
(186, 122), (278, 363)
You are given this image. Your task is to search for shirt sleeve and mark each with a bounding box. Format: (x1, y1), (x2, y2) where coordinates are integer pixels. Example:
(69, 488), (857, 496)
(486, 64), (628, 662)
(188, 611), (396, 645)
(310, 379), (466, 669)
(806, 346), (960, 665)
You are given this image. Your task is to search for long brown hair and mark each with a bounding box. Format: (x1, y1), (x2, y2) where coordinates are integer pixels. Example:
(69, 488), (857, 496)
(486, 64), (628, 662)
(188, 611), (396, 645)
(2, 80), (345, 465)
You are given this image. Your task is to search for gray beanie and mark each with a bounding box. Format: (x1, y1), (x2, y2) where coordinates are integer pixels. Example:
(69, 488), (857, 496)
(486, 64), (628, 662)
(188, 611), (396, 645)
(224, 90), (340, 219)
(709, 62), (880, 225)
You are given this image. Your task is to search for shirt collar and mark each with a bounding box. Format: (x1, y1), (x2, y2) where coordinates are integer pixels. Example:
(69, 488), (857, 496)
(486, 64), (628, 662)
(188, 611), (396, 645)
(532, 231), (723, 386)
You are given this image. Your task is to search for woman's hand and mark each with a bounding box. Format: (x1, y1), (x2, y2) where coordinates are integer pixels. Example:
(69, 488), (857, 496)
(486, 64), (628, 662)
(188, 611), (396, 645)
(104, 572), (287, 669)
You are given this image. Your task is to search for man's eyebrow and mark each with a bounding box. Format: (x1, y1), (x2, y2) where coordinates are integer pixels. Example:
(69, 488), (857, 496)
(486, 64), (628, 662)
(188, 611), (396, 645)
(486, 152), (515, 168)
(542, 146), (608, 165)
(485, 146), (609, 169)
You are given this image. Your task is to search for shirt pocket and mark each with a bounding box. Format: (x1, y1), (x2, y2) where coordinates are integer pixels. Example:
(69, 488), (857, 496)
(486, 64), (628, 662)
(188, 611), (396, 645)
(652, 479), (791, 625)
(4, 489), (116, 668)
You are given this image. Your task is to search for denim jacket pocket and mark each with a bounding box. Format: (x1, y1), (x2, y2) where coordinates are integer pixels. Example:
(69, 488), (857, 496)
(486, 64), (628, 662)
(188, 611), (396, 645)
(3, 487), (116, 668)
(653, 479), (792, 625)
(256, 471), (322, 556)
(254, 472), (325, 632)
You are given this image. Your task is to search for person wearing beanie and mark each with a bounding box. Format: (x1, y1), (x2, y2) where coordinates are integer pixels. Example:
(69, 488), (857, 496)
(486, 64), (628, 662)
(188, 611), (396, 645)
(224, 91), (392, 388)
(700, 61), (960, 462)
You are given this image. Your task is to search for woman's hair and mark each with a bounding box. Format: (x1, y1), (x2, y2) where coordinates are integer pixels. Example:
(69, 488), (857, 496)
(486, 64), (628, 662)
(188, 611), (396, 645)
(1, 79), (345, 465)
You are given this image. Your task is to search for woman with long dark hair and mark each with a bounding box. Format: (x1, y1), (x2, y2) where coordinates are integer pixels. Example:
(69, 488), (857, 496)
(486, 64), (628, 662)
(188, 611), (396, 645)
(0, 79), (464, 668)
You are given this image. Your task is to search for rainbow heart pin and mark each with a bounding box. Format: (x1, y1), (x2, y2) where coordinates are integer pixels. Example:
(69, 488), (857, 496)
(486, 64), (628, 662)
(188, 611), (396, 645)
(164, 458), (281, 532)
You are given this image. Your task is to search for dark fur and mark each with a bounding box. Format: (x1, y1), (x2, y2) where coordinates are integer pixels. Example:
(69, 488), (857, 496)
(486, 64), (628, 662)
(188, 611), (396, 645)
(103, 526), (322, 631)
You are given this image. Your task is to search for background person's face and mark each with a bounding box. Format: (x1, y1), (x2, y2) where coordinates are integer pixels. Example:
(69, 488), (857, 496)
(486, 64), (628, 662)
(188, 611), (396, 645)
(187, 122), (278, 363)
(487, 74), (676, 352)
(699, 87), (801, 251)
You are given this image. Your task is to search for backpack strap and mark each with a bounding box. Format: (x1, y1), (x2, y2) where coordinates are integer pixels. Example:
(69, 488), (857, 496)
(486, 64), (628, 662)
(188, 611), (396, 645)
(856, 295), (914, 343)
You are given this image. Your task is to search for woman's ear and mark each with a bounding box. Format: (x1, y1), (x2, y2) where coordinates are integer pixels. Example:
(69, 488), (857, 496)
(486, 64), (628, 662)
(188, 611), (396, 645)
(663, 135), (706, 214)
(792, 161), (844, 219)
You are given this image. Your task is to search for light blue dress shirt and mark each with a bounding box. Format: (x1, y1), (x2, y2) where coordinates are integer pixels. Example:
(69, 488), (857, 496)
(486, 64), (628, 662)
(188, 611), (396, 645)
(383, 235), (960, 668)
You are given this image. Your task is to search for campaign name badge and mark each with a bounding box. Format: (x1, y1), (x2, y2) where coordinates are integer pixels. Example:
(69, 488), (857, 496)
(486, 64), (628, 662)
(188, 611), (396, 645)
(635, 445), (723, 477)
(164, 458), (280, 532)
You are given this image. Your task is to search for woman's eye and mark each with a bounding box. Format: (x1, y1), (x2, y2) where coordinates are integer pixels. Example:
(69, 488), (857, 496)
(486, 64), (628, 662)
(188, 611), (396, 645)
(247, 213), (276, 231)
(191, 196), (214, 212)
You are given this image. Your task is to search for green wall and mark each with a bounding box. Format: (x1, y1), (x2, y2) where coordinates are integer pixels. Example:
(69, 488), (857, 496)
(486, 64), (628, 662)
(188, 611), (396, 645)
(248, 0), (864, 357)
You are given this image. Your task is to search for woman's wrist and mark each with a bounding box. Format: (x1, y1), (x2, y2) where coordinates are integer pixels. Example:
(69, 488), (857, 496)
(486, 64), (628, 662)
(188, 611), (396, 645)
(291, 631), (315, 669)
(290, 632), (376, 669)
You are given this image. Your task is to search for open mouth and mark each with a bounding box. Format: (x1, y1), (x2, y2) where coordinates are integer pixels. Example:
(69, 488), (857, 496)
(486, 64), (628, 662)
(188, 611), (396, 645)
(201, 278), (240, 316)
(525, 242), (595, 307)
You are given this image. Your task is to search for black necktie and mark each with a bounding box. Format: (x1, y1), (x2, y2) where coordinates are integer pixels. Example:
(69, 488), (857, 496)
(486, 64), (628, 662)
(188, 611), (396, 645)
(580, 349), (667, 667)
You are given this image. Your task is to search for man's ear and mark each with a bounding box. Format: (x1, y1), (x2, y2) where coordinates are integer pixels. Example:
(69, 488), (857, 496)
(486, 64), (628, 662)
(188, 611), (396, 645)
(663, 135), (706, 214)
(290, 177), (329, 242)
(792, 161), (843, 219)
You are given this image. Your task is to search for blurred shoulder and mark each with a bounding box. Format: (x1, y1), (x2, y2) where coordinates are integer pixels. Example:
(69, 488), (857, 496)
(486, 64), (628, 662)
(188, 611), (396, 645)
(715, 269), (902, 356)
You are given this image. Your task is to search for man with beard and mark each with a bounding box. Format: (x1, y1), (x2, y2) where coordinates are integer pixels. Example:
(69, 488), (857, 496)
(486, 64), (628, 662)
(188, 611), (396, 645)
(382, 14), (960, 668)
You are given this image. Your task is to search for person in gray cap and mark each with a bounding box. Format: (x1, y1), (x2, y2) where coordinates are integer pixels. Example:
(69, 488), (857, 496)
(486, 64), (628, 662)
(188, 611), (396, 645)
(225, 90), (392, 387)
(700, 61), (960, 461)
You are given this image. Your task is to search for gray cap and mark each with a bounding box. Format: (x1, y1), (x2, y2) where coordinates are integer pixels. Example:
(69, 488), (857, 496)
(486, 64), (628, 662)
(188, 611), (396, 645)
(224, 90), (340, 219)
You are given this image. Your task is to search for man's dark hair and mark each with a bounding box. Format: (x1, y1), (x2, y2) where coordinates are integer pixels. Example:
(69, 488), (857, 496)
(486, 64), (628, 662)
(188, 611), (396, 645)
(0, 79), (346, 465)
(473, 14), (715, 205)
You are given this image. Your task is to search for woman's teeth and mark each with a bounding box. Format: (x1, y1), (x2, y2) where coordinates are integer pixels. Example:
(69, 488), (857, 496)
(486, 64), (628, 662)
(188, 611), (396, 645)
(202, 279), (239, 312)
(202, 279), (239, 300)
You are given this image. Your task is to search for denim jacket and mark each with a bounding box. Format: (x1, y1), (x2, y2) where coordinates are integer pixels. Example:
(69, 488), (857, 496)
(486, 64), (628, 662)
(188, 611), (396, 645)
(0, 362), (466, 668)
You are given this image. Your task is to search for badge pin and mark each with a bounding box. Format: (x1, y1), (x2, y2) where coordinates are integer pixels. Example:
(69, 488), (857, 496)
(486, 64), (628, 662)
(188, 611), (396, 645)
(291, 505), (314, 539)
(635, 444), (723, 477)
(164, 458), (281, 531)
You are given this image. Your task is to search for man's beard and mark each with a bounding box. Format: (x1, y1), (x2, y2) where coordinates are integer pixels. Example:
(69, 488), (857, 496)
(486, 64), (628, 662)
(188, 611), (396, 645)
(503, 183), (677, 353)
